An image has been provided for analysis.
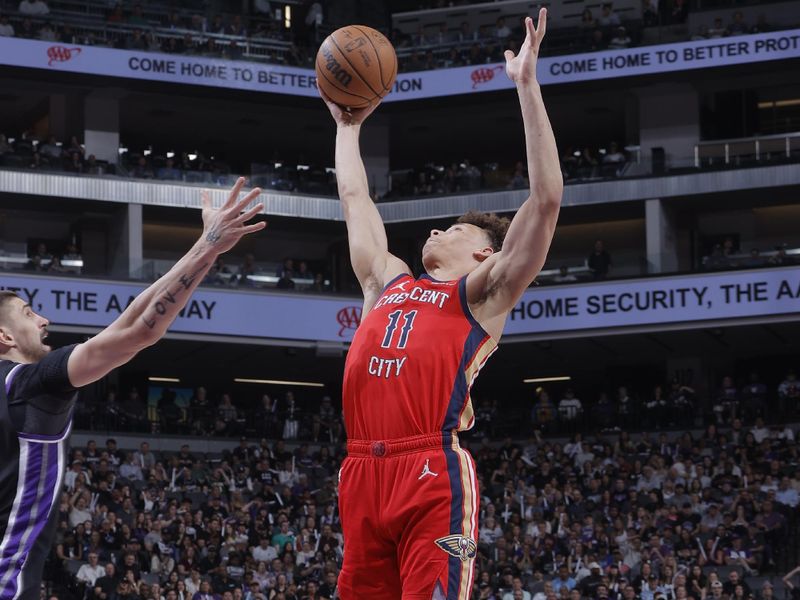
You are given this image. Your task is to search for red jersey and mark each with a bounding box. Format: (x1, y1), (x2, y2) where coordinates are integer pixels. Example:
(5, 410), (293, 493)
(343, 273), (498, 440)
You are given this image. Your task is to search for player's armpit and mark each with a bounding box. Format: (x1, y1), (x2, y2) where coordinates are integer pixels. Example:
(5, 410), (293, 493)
(360, 254), (411, 314)
(67, 327), (148, 389)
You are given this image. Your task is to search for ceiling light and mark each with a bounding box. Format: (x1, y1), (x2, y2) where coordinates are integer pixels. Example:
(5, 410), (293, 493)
(523, 376), (572, 383)
(234, 378), (324, 387)
(148, 376), (181, 383)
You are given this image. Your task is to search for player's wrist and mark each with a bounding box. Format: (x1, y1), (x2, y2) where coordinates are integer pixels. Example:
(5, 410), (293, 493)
(516, 79), (542, 94)
(192, 237), (222, 260)
(337, 121), (361, 132)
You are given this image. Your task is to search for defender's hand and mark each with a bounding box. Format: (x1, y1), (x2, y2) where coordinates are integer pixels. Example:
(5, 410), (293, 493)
(505, 8), (547, 86)
(200, 178), (266, 254)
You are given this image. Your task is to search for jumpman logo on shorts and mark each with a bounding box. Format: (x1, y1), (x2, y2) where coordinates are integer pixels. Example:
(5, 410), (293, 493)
(418, 459), (438, 480)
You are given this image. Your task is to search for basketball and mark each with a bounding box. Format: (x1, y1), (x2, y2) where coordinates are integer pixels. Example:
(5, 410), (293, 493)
(315, 25), (398, 109)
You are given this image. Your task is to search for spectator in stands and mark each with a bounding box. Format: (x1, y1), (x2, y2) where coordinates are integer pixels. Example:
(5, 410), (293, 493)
(276, 258), (295, 290)
(495, 17), (512, 41)
(0, 133), (12, 153)
(227, 15), (247, 37)
(444, 47), (464, 68)
(37, 20), (56, 41)
(18, 0), (49, 16)
(132, 156), (155, 179)
(39, 134), (61, 162)
(598, 4), (621, 27)
(727, 12), (748, 36)
(133, 441), (155, 473)
(312, 396), (341, 443)
(27, 242), (52, 271)
(64, 150), (84, 173)
(769, 246), (792, 266)
(107, 3), (124, 24)
(588, 239), (612, 280)
(581, 9), (597, 31)
(457, 21), (479, 45)
(643, 0), (659, 26)
(84, 154), (104, 175)
(708, 18), (727, 38)
(203, 257), (232, 285)
(158, 157), (182, 180)
(778, 371), (800, 416)
(508, 161), (527, 189)
(432, 23), (453, 46)
(127, 28), (147, 50)
(61, 242), (83, 273)
(411, 24), (430, 47)
(608, 27), (632, 49)
(0, 14), (15, 37)
(671, 0), (688, 24)
(46, 255), (68, 273)
(714, 375), (740, 424)
(578, 146), (600, 177)
(558, 389), (583, 425)
(208, 14), (225, 35)
(126, 3), (147, 26)
(216, 393), (239, 435)
(76, 552), (106, 587)
(236, 253), (258, 287)
(532, 389), (556, 429)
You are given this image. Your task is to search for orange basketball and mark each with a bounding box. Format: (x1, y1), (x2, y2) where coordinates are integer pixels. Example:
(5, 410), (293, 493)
(315, 25), (398, 109)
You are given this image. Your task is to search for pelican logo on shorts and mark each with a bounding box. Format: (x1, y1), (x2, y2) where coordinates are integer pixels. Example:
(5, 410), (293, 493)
(435, 535), (477, 562)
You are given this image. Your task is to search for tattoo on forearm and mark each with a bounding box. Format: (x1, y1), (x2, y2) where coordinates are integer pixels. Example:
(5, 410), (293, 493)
(179, 263), (208, 290)
(140, 263), (209, 330)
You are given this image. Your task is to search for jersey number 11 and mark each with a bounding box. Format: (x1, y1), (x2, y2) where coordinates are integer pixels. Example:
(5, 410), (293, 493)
(381, 310), (418, 349)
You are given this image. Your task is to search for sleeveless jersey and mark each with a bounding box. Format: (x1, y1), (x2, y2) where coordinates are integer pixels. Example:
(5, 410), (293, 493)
(343, 274), (498, 440)
(0, 347), (76, 600)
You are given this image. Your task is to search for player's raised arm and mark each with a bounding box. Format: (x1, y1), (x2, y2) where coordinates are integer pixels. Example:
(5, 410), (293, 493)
(318, 87), (410, 311)
(473, 9), (564, 315)
(67, 178), (265, 388)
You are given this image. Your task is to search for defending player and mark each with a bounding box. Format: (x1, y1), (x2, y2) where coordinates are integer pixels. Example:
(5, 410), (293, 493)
(0, 179), (264, 600)
(319, 10), (561, 600)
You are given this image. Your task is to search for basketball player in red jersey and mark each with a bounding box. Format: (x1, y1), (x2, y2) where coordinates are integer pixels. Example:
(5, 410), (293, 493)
(319, 10), (561, 600)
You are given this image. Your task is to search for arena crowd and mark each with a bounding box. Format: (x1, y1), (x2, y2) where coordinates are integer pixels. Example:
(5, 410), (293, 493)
(46, 374), (800, 600)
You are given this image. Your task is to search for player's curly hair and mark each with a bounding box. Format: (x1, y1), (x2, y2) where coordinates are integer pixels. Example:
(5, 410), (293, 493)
(457, 211), (511, 253)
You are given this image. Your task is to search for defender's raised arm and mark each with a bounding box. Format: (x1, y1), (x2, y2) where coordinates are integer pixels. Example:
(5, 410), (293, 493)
(67, 178), (265, 387)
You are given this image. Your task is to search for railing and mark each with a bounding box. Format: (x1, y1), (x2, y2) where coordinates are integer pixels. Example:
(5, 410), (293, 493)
(694, 132), (800, 168)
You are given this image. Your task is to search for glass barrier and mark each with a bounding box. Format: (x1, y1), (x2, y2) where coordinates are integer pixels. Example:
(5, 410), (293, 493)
(3, 136), (797, 203)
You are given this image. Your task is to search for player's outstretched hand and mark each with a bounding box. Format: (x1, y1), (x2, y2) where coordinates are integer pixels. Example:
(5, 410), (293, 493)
(504, 8), (547, 86)
(318, 81), (381, 127)
(200, 177), (266, 254)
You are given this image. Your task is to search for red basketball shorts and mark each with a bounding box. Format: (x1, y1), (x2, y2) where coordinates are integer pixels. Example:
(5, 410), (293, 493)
(337, 432), (479, 600)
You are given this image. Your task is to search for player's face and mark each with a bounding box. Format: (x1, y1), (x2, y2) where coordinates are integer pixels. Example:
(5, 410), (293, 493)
(422, 222), (492, 270)
(0, 297), (51, 362)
